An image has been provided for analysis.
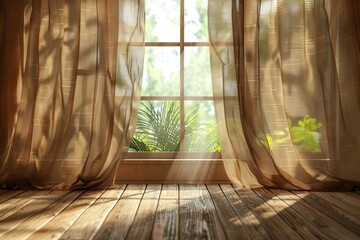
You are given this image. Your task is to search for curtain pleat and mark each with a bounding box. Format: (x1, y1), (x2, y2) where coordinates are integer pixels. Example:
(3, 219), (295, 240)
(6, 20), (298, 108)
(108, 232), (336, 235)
(0, 0), (144, 189)
(209, 0), (360, 190)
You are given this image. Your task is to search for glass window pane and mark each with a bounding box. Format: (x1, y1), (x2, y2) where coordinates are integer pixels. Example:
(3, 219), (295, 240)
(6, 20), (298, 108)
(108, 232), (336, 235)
(184, 101), (220, 152)
(130, 101), (181, 152)
(185, 0), (208, 42)
(142, 47), (180, 96)
(184, 47), (212, 96)
(146, 0), (180, 42)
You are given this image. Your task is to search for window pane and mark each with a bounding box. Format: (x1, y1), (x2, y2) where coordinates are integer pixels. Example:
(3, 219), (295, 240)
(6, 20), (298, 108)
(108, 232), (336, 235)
(184, 47), (212, 96)
(142, 47), (180, 96)
(184, 101), (220, 152)
(185, 0), (208, 42)
(130, 101), (181, 152)
(146, 0), (180, 42)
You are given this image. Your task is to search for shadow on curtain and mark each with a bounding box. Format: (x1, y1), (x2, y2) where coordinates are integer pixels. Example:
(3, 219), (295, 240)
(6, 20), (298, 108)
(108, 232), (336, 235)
(209, 0), (360, 190)
(0, 0), (144, 189)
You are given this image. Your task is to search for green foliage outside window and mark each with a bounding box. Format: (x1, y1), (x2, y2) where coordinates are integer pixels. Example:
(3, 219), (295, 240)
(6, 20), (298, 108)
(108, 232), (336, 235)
(129, 101), (220, 152)
(261, 115), (323, 153)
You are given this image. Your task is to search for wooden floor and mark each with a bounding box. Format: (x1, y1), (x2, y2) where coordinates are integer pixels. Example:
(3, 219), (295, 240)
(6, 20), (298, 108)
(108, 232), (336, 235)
(0, 185), (359, 240)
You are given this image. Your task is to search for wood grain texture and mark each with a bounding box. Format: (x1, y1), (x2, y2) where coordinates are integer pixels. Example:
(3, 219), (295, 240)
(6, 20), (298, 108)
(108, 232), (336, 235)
(271, 189), (360, 240)
(332, 192), (360, 213)
(220, 185), (270, 240)
(0, 185), (358, 240)
(207, 184), (249, 239)
(254, 188), (329, 240)
(92, 184), (146, 240)
(126, 184), (162, 240)
(61, 186), (125, 240)
(0, 190), (24, 204)
(312, 191), (360, 219)
(152, 184), (179, 240)
(27, 189), (105, 240)
(291, 190), (360, 236)
(1, 190), (83, 240)
(179, 184), (226, 240)
(0, 191), (64, 238)
(0, 190), (50, 222)
(233, 186), (302, 240)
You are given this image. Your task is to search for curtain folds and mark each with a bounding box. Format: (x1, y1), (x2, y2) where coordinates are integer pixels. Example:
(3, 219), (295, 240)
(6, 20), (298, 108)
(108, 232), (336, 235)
(209, 0), (360, 190)
(0, 0), (144, 189)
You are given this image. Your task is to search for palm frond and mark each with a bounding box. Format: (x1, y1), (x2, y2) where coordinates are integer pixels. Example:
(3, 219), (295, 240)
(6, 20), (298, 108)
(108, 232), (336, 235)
(130, 101), (220, 152)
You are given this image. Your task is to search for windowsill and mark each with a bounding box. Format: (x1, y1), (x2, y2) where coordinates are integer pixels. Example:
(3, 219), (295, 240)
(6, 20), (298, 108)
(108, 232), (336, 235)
(116, 157), (230, 184)
(125, 152), (222, 159)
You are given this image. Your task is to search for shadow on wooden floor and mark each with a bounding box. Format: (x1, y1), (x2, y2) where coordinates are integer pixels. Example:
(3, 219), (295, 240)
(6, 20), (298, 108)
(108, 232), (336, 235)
(0, 185), (359, 239)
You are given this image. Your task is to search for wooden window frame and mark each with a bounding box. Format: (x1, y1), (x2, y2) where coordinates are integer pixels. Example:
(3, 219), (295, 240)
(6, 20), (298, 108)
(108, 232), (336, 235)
(117, 0), (229, 183)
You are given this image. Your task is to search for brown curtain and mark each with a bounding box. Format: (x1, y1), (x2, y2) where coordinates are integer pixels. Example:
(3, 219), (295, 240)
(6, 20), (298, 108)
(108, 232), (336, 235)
(0, 0), (144, 189)
(209, 0), (360, 190)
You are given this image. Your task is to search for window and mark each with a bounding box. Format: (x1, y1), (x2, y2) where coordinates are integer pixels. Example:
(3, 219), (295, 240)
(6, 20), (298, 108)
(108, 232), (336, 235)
(119, 0), (228, 183)
(126, 0), (221, 159)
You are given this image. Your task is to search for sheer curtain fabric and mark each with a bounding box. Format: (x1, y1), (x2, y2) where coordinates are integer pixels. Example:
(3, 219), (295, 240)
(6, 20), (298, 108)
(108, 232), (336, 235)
(0, 0), (144, 189)
(209, 0), (360, 190)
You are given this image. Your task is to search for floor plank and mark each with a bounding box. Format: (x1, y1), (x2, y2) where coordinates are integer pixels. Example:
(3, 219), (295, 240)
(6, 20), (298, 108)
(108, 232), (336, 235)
(61, 185), (126, 240)
(312, 191), (360, 219)
(179, 184), (226, 240)
(220, 185), (271, 240)
(0, 190), (50, 222)
(126, 184), (162, 240)
(93, 184), (146, 240)
(27, 189), (105, 240)
(207, 184), (249, 239)
(0, 190), (25, 204)
(152, 184), (179, 240)
(0, 191), (65, 238)
(332, 192), (360, 213)
(271, 189), (360, 240)
(291, 190), (360, 235)
(233, 186), (303, 240)
(254, 188), (330, 240)
(0, 185), (358, 240)
(1, 190), (83, 240)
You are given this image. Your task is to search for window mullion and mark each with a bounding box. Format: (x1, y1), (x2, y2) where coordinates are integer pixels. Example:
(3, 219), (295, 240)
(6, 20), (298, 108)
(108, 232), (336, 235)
(180, 0), (185, 151)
